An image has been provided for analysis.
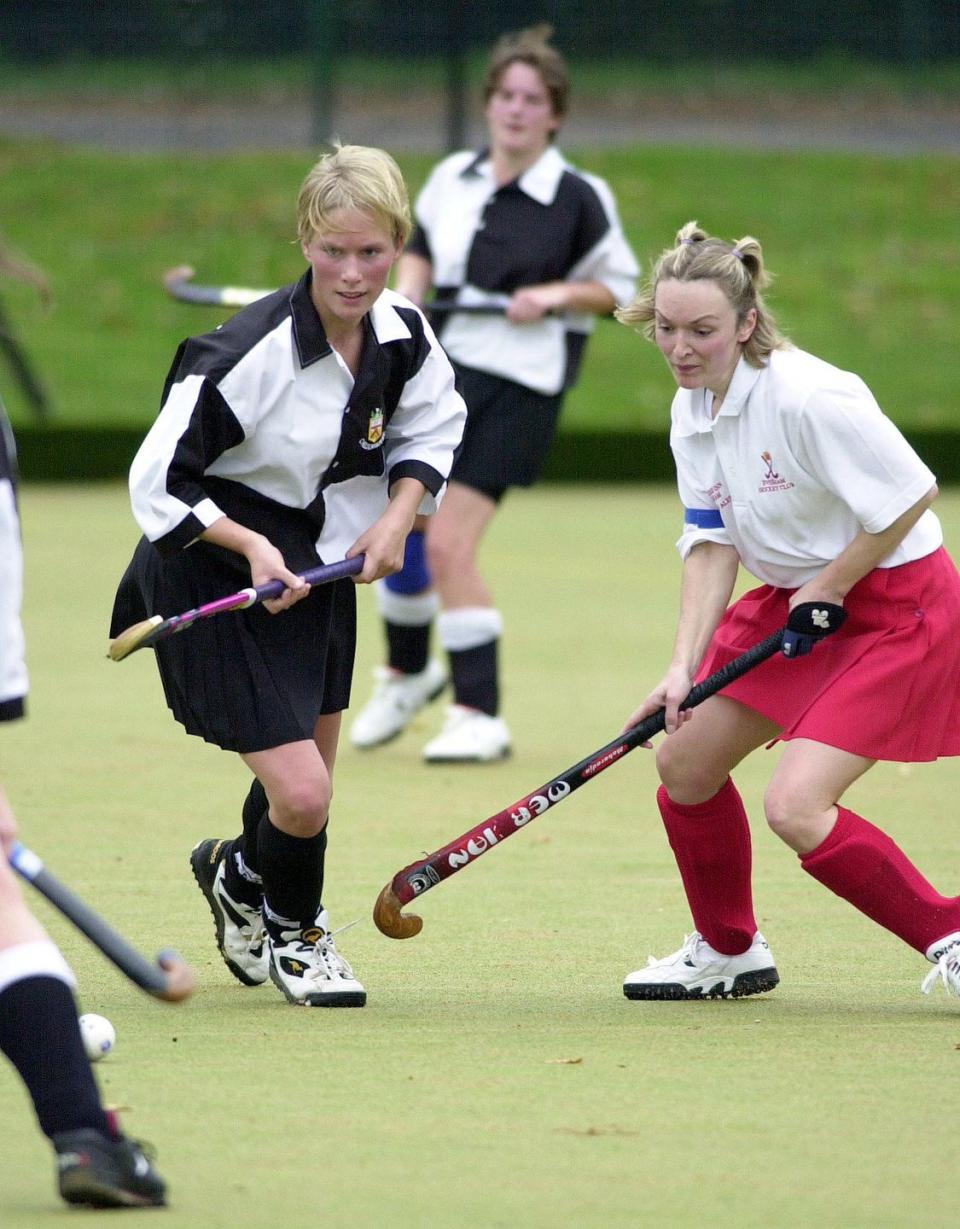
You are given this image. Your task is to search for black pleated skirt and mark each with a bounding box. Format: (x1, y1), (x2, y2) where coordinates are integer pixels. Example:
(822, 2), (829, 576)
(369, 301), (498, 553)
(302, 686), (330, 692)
(110, 536), (356, 753)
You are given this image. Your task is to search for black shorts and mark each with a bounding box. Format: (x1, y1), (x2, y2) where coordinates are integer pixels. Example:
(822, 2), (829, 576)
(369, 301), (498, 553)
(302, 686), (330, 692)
(110, 537), (356, 753)
(450, 365), (563, 499)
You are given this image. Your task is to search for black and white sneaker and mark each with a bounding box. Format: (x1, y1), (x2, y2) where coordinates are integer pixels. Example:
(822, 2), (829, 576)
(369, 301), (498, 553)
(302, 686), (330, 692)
(921, 930), (960, 999)
(623, 931), (779, 1000)
(190, 838), (268, 986)
(54, 1112), (166, 1208)
(268, 912), (366, 1007)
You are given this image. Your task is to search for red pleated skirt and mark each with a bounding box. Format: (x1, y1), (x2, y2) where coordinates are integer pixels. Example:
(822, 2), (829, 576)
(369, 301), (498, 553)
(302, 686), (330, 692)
(695, 547), (960, 762)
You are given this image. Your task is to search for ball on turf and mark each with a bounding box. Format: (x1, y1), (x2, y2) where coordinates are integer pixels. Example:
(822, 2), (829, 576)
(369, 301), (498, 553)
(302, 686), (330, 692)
(78, 1013), (116, 1062)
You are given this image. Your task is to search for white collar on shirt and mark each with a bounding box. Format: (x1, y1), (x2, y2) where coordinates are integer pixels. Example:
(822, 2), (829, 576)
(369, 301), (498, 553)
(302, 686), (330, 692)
(464, 145), (568, 206)
(672, 355), (765, 437)
(369, 289), (415, 344)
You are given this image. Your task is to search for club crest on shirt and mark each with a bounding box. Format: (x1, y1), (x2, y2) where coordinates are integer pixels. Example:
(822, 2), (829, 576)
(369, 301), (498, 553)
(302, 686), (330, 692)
(359, 407), (384, 450)
(759, 450), (795, 493)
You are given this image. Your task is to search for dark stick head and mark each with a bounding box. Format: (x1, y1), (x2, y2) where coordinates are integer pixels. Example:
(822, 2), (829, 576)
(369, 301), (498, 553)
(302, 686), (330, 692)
(372, 884), (423, 940)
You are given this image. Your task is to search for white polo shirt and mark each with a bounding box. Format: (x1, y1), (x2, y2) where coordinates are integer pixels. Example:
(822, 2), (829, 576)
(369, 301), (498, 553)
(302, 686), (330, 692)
(408, 145), (638, 395)
(672, 346), (941, 588)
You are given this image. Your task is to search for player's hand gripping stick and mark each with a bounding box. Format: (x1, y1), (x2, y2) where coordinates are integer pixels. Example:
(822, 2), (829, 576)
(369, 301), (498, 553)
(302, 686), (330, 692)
(373, 605), (846, 941)
(780, 601), (847, 658)
(108, 555), (365, 661)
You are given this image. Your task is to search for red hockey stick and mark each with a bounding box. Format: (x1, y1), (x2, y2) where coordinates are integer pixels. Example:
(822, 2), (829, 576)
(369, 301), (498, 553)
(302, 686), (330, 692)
(373, 604), (846, 939)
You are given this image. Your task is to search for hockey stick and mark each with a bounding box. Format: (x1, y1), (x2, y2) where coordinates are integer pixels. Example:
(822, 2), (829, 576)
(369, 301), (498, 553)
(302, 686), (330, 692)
(108, 554), (364, 661)
(9, 842), (195, 1002)
(0, 298), (53, 422)
(163, 265), (270, 309)
(373, 602), (847, 939)
(162, 267), (557, 317)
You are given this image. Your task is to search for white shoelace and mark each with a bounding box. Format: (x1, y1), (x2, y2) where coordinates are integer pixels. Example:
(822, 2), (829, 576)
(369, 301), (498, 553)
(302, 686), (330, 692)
(315, 920), (360, 982)
(647, 931), (703, 968)
(920, 948), (960, 997)
(239, 913), (265, 953)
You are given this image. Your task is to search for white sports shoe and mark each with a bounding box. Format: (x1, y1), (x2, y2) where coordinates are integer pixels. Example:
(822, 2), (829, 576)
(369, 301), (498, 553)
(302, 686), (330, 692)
(422, 704), (512, 763)
(921, 931), (960, 998)
(623, 931), (779, 1000)
(190, 838), (268, 986)
(268, 913), (366, 1007)
(349, 659), (447, 748)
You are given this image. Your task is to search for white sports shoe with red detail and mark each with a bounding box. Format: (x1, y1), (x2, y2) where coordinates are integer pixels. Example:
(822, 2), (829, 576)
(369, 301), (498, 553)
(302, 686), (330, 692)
(623, 931), (779, 1000)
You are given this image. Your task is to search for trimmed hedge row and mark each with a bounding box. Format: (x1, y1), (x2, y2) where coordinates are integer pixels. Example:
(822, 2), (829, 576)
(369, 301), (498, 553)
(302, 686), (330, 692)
(13, 424), (960, 485)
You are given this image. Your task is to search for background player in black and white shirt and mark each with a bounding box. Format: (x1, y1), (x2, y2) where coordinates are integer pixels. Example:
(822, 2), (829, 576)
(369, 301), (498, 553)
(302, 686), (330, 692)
(111, 146), (466, 1007)
(0, 402), (166, 1207)
(349, 25), (639, 763)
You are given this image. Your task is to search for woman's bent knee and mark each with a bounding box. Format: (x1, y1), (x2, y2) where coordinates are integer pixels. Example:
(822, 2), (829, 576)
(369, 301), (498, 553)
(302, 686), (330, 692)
(762, 785), (816, 847)
(268, 783), (330, 835)
(655, 740), (729, 805)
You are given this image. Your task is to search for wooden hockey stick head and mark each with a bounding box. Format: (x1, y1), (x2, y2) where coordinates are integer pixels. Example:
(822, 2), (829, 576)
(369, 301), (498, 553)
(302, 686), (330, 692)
(162, 263), (197, 294)
(373, 884), (423, 939)
(154, 950), (196, 1002)
(107, 615), (163, 661)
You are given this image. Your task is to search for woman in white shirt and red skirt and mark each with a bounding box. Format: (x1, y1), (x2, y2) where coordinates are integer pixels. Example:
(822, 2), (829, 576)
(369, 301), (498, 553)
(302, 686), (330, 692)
(616, 220), (960, 1003)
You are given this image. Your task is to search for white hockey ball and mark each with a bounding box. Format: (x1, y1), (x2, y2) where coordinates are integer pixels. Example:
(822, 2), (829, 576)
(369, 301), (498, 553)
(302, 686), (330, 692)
(78, 1013), (116, 1061)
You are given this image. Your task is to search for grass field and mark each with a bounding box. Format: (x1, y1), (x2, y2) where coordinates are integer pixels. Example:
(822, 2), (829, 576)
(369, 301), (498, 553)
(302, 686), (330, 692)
(2, 483), (960, 1226)
(1, 136), (958, 437)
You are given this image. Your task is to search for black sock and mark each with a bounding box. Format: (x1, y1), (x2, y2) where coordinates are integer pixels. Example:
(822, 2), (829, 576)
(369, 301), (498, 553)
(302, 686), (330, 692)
(0, 977), (110, 1140)
(222, 779), (267, 908)
(258, 821), (328, 936)
(449, 640), (499, 714)
(240, 778), (268, 875)
(386, 620), (431, 674)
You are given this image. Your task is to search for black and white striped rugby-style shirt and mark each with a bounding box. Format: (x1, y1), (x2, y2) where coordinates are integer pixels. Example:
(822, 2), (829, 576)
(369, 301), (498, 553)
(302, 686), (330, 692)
(0, 400), (27, 722)
(129, 273), (466, 565)
(408, 144), (639, 395)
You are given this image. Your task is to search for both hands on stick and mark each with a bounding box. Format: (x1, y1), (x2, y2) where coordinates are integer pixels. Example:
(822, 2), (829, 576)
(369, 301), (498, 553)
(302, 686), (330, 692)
(201, 475), (429, 612)
(622, 599), (847, 742)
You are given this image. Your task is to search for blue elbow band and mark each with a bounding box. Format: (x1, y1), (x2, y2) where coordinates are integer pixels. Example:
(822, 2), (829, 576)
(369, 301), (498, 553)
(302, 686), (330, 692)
(384, 530), (431, 594)
(683, 507), (724, 529)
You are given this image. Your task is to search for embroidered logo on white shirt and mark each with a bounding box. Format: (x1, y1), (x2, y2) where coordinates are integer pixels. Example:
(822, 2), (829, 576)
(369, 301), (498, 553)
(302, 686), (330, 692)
(758, 450), (795, 493)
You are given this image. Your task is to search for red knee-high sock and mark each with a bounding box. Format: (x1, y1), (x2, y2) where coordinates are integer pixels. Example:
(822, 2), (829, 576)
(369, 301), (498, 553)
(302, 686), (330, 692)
(657, 777), (757, 955)
(799, 806), (960, 953)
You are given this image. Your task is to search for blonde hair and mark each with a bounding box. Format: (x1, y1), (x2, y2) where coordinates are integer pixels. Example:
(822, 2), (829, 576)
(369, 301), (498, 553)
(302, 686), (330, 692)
(483, 24), (569, 122)
(296, 144), (411, 248)
(616, 221), (787, 367)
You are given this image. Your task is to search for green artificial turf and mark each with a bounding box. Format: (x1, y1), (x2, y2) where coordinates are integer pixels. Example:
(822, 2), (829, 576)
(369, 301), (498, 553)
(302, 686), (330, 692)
(1, 137), (958, 436)
(2, 483), (960, 1226)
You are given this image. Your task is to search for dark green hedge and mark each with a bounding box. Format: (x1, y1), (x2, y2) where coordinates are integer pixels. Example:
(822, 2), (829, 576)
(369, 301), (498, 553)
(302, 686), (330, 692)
(13, 425), (960, 485)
